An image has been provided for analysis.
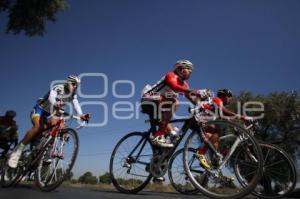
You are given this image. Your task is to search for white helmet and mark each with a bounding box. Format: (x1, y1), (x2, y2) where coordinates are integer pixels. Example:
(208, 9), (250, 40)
(174, 59), (194, 70)
(66, 75), (80, 85)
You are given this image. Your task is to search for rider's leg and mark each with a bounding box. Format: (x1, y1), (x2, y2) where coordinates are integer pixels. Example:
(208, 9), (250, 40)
(8, 116), (46, 168)
(199, 125), (219, 151)
(47, 117), (61, 127)
(196, 125), (219, 169)
(0, 142), (10, 157)
(152, 99), (177, 147)
(156, 98), (178, 136)
(21, 116), (45, 145)
(166, 99), (179, 134)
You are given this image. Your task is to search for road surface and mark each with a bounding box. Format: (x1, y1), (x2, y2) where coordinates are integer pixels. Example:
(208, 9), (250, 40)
(0, 184), (299, 199)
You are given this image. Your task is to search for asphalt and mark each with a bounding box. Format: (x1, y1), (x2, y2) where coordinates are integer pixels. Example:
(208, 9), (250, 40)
(0, 184), (299, 199)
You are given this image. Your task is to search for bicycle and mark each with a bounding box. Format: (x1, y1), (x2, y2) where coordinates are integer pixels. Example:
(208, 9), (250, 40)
(168, 147), (199, 194)
(1, 110), (89, 191)
(234, 123), (298, 199)
(0, 128), (18, 183)
(110, 98), (263, 198)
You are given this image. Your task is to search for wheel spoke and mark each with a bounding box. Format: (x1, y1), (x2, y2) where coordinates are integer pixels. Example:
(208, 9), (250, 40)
(36, 129), (78, 191)
(110, 132), (153, 193)
(184, 120), (263, 198)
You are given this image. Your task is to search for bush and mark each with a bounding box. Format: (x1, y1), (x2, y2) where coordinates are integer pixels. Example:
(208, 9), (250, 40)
(78, 171), (98, 184)
(99, 172), (111, 184)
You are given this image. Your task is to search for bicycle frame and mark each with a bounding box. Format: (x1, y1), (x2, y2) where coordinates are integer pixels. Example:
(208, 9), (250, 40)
(127, 110), (257, 178)
(21, 113), (83, 173)
(126, 116), (209, 169)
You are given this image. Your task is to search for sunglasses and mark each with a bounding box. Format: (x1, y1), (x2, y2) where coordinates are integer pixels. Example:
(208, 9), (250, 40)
(71, 82), (78, 87)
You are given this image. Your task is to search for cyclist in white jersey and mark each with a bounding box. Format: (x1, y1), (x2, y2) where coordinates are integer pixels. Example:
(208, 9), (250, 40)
(8, 75), (89, 168)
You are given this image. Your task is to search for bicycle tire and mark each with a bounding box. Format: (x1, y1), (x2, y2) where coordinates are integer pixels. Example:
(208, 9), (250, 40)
(183, 120), (263, 199)
(109, 132), (153, 194)
(236, 143), (297, 199)
(168, 148), (199, 194)
(34, 128), (79, 192)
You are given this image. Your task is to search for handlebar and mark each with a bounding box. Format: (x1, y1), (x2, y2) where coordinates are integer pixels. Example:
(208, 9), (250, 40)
(189, 95), (214, 114)
(244, 121), (259, 130)
(48, 109), (90, 129)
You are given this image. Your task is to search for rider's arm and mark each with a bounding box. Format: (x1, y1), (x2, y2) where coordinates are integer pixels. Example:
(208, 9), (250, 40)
(219, 105), (238, 117)
(165, 73), (189, 94)
(48, 89), (58, 105)
(216, 98), (252, 121)
(185, 89), (212, 105)
(72, 95), (83, 115)
(214, 98), (237, 117)
(185, 90), (200, 105)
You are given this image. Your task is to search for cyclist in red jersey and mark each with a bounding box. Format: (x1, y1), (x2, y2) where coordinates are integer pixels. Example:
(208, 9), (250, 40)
(141, 60), (211, 147)
(196, 89), (254, 169)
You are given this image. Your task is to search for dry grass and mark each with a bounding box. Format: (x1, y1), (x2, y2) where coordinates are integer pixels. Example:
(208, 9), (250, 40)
(144, 183), (176, 193)
(64, 182), (177, 193)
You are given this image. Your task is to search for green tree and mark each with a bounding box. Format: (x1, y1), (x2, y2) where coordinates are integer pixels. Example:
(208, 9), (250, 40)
(78, 171), (98, 185)
(0, 0), (68, 36)
(229, 90), (300, 159)
(99, 172), (112, 184)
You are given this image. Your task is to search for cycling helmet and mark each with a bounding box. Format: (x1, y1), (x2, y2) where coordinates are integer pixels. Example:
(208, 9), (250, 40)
(5, 110), (16, 118)
(217, 89), (233, 98)
(174, 59), (194, 70)
(66, 75), (80, 85)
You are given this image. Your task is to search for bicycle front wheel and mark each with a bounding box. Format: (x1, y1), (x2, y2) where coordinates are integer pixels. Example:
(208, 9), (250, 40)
(168, 148), (199, 194)
(183, 120), (263, 199)
(34, 128), (79, 192)
(109, 132), (153, 194)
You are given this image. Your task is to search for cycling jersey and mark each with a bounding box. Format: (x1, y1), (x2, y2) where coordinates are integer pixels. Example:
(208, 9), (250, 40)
(0, 116), (18, 142)
(30, 105), (51, 121)
(34, 84), (82, 117)
(0, 116), (16, 128)
(195, 97), (224, 123)
(202, 97), (223, 111)
(142, 72), (189, 100)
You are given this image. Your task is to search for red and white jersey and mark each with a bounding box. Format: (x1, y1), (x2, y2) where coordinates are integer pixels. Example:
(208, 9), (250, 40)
(142, 72), (189, 100)
(202, 97), (223, 111)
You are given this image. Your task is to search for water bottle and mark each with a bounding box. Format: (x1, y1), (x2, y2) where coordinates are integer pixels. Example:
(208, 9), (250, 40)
(168, 127), (179, 144)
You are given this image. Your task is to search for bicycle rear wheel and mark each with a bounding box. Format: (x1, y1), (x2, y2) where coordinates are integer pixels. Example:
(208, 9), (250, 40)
(34, 128), (79, 192)
(183, 120), (263, 199)
(110, 132), (153, 194)
(168, 148), (199, 194)
(236, 143), (297, 199)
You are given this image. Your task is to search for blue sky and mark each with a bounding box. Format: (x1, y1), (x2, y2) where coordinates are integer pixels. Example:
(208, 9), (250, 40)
(0, 0), (300, 178)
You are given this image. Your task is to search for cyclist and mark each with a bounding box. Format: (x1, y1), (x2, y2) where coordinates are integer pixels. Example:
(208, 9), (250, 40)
(195, 89), (254, 170)
(0, 110), (18, 157)
(8, 75), (89, 168)
(141, 60), (211, 147)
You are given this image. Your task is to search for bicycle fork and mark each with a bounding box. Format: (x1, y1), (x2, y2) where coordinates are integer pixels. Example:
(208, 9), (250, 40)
(50, 135), (66, 159)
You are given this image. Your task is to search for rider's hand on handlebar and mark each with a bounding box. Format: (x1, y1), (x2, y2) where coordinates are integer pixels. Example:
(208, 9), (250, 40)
(80, 113), (90, 122)
(194, 89), (212, 99)
(241, 115), (255, 123)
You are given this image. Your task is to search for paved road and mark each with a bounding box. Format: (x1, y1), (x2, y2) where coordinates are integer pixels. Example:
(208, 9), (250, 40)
(0, 184), (298, 199)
